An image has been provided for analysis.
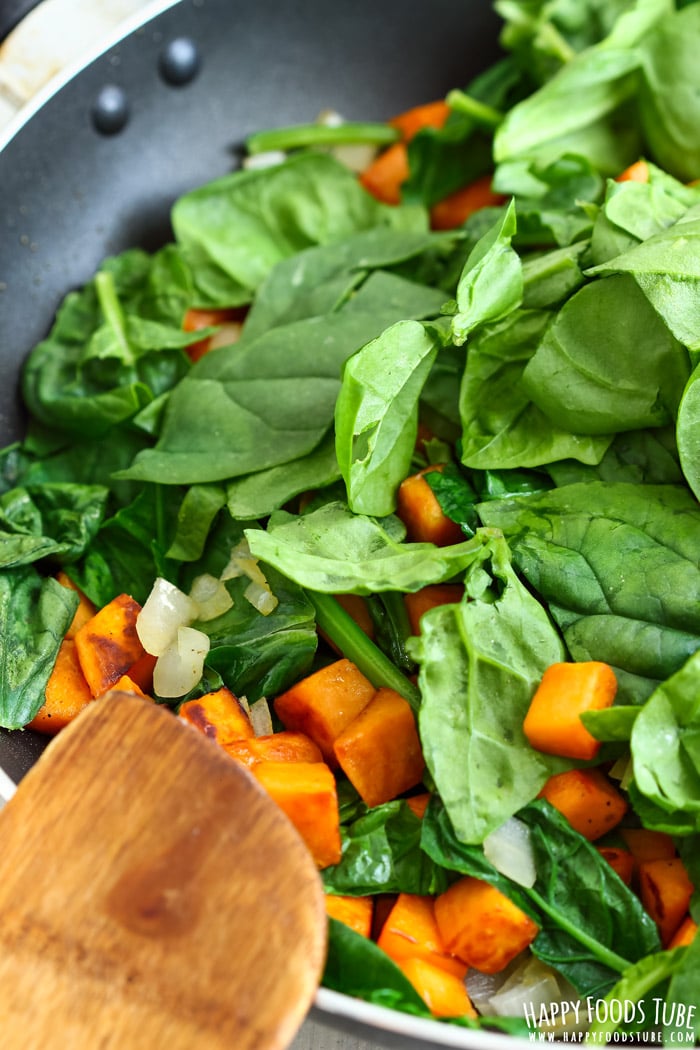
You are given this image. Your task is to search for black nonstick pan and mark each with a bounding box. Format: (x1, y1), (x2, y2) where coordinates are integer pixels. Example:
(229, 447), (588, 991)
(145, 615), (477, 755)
(0, 2), (510, 1047)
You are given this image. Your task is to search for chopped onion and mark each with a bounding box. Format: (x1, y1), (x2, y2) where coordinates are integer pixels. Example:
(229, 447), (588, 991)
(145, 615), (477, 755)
(136, 577), (198, 656)
(483, 816), (536, 887)
(315, 108), (378, 171)
(249, 697), (273, 738)
(489, 956), (568, 1021)
(244, 579), (278, 615)
(189, 573), (233, 621)
(153, 626), (211, 698)
(208, 322), (243, 351)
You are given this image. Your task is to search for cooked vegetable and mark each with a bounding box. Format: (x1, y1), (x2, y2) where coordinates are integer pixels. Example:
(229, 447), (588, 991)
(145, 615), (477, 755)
(73, 593), (145, 697)
(396, 466), (466, 546)
(430, 175), (504, 230)
(434, 875), (539, 975)
(538, 769), (628, 842)
(668, 916), (698, 949)
(523, 660), (618, 760)
(55, 571), (96, 638)
(27, 639), (93, 735)
(376, 893), (467, 978)
(333, 687), (425, 808)
(403, 584), (464, 637)
(274, 658), (376, 767)
(398, 956), (477, 1018)
(596, 847), (635, 886)
(178, 686), (254, 746)
(252, 760), (342, 869)
(225, 731), (323, 769)
(325, 894), (374, 938)
(638, 857), (694, 946)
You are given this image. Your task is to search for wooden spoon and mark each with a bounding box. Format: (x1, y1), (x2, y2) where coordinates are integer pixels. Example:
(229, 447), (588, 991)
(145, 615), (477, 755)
(0, 692), (327, 1050)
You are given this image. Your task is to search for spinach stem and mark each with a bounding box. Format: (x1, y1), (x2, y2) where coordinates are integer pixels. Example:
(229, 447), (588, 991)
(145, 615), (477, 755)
(309, 592), (421, 711)
(246, 122), (399, 155)
(446, 90), (504, 129)
(94, 270), (132, 362)
(526, 886), (632, 974)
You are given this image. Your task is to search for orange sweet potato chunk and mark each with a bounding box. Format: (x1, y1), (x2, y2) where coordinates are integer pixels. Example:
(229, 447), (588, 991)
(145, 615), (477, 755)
(27, 638), (93, 735)
(225, 731), (323, 769)
(377, 893), (467, 979)
(179, 687), (253, 748)
(252, 760), (342, 869)
(638, 857), (694, 947)
(333, 687), (425, 808)
(597, 846), (635, 886)
(523, 660), (617, 760)
(325, 895), (374, 938)
(274, 658), (377, 767)
(668, 916), (698, 949)
(73, 593), (145, 698)
(404, 585), (464, 636)
(398, 957), (477, 1019)
(435, 876), (539, 974)
(55, 571), (97, 639)
(396, 466), (464, 547)
(538, 768), (628, 841)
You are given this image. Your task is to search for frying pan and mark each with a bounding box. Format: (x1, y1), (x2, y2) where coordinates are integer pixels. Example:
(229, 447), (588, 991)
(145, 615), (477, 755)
(0, 1), (510, 1047)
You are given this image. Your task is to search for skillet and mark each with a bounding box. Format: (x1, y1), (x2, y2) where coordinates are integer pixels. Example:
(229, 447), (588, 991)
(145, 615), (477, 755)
(0, 1), (512, 1047)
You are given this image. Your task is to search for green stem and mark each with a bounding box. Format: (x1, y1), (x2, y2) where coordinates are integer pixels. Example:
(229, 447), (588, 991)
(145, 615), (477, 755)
(94, 270), (132, 362)
(445, 90), (505, 129)
(309, 592), (421, 712)
(246, 122), (399, 155)
(525, 886), (632, 974)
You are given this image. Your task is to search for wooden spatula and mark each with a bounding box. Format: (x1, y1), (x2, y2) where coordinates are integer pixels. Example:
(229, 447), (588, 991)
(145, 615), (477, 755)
(0, 692), (327, 1050)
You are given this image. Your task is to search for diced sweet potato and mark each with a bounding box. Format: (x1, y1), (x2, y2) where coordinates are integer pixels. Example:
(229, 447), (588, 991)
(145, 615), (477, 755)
(523, 661), (618, 761)
(434, 876), (539, 975)
(538, 768), (628, 841)
(668, 916), (698, 949)
(396, 465), (464, 547)
(27, 638), (93, 735)
(377, 893), (467, 979)
(73, 593), (145, 698)
(404, 585), (464, 636)
(619, 828), (677, 863)
(252, 760), (342, 869)
(333, 687), (424, 808)
(274, 659), (377, 767)
(405, 793), (431, 820)
(398, 957), (477, 1018)
(126, 650), (157, 694)
(225, 731), (323, 769)
(106, 675), (151, 700)
(179, 687), (253, 748)
(325, 895), (374, 938)
(597, 846), (635, 886)
(55, 571), (97, 639)
(430, 174), (505, 231)
(638, 857), (694, 947)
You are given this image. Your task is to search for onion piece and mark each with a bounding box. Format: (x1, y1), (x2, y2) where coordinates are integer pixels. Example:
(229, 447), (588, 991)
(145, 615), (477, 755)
(189, 573), (233, 621)
(249, 697), (273, 738)
(243, 149), (286, 170)
(136, 577), (198, 656)
(153, 626), (211, 698)
(221, 539), (278, 614)
(244, 579), (278, 616)
(207, 322), (243, 351)
(483, 816), (536, 888)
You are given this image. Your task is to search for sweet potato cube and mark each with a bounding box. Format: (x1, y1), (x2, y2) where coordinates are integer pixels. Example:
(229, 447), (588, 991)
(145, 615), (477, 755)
(126, 650), (157, 694)
(73, 593), (145, 697)
(325, 895), (373, 938)
(523, 661), (617, 760)
(619, 828), (677, 863)
(179, 687), (253, 748)
(597, 846), (635, 886)
(405, 793), (431, 820)
(274, 658), (376, 767)
(27, 638), (93, 735)
(225, 731), (323, 769)
(106, 675), (151, 700)
(252, 761), (342, 869)
(539, 768), (628, 841)
(333, 687), (424, 808)
(396, 466), (464, 547)
(56, 571), (97, 639)
(434, 876), (539, 974)
(639, 857), (694, 947)
(398, 957), (477, 1018)
(668, 916), (698, 949)
(377, 893), (467, 979)
(404, 585), (464, 637)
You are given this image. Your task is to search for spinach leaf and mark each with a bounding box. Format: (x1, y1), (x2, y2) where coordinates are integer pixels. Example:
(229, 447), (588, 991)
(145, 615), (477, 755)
(547, 427), (683, 487)
(336, 320), (442, 516)
(166, 484), (227, 561)
(637, 3), (700, 182)
(523, 275), (690, 436)
(451, 201), (523, 346)
(629, 648), (700, 830)
(677, 362), (700, 501)
(586, 948), (687, 1043)
(121, 272), (446, 486)
(172, 152), (427, 307)
(226, 432), (340, 520)
(323, 800), (448, 897)
(459, 309), (611, 469)
(245, 501), (488, 596)
(502, 155), (601, 248)
(411, 533), (568, 844)
(0, 569), (77, 729)
(477, 482), (700, 704)
(666, 926), (700, 1043)
(0, 484), (108, 569)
